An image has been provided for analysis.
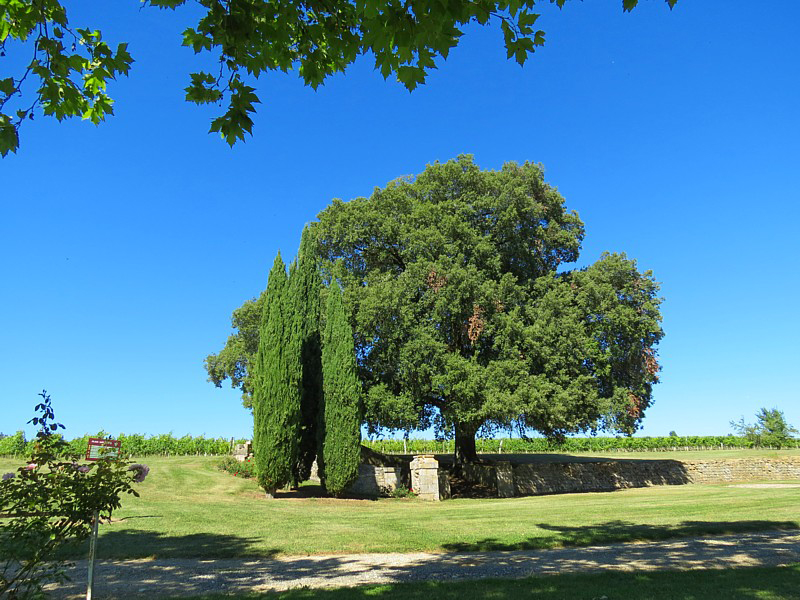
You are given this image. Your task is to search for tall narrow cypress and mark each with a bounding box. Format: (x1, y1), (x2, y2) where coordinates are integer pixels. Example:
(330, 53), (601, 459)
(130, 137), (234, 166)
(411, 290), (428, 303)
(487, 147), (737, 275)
(319, 280), (362, 496)
(291, 226), (323, 484)
(252, 253), (301, 497)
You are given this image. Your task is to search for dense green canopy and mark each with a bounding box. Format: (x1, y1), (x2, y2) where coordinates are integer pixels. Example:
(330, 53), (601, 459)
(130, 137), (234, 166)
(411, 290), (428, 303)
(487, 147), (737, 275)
(315, 156), (663, 462)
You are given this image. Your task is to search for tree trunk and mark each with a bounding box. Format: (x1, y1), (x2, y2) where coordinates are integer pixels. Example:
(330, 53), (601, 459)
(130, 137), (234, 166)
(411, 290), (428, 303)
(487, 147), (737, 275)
(454, 421), (479, 465)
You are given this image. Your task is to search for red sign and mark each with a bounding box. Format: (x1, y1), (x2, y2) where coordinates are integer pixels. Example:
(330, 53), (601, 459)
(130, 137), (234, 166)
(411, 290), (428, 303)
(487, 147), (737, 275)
(85, 438), (121, 461)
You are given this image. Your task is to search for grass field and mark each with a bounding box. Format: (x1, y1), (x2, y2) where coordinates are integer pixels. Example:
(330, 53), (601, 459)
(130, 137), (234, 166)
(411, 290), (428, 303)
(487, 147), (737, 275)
(175, 564), (800, 600)
(3, 453), (797, 559)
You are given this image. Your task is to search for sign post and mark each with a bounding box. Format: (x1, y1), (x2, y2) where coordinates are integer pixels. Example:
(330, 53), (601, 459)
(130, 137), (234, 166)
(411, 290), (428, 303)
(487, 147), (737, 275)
(84, 438), (120, 600)
(86, 510), (99, 600)
(85, 438), (121, 461)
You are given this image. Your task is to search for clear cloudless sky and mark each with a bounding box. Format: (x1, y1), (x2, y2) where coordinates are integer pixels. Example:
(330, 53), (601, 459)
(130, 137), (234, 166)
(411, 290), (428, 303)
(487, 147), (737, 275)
(1, 0), (798, 442)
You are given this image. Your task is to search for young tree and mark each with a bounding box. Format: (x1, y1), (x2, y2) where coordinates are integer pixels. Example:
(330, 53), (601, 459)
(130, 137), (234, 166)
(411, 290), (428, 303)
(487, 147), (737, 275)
(252, 253), (301, 497)
(1, 0), (677, 156)
(291, 226), (324, 484)
(315, 155), (663, 464)
(319, 280), (362, 496)
(1, 392), (148, 598)
(731, 408), (798, 449)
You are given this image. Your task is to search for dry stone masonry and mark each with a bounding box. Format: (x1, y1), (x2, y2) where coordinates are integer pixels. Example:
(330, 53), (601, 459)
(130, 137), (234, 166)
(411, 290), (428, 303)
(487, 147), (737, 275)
(244, 440), (800, 500)
(233, 441), (252, 462)
(457, 456), (800, 498)
(347, 464), (401, 496)
(409, 455), (451, 501)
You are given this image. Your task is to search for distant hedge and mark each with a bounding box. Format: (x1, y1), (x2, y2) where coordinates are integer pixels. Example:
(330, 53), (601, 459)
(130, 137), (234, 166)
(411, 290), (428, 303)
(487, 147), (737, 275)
(362, 435), (800, 455)
(0, 431), (248, 457)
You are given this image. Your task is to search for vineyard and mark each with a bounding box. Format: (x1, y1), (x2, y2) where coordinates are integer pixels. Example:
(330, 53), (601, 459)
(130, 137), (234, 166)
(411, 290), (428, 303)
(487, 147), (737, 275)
(362, 435), (800, 455)
(0, 431), (248, 457)
(1, 431), (797, 458)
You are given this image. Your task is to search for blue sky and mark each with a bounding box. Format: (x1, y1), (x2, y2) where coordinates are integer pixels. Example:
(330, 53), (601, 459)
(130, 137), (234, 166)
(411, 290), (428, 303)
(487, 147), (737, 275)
(2, 0), (798, 441)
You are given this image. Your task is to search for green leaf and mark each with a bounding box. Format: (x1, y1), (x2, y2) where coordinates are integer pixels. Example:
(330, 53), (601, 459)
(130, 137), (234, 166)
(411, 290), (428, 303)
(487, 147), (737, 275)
(185, 72), (222, 104)
(623, 0), (638, 12)
(0, 114), (19, 158)
(517, 11), (540, 29)
(0, 77), (15, 96)
(363, 2), (379, 20)
(148, 0), (188, 8)
(396, 65), (426, 91)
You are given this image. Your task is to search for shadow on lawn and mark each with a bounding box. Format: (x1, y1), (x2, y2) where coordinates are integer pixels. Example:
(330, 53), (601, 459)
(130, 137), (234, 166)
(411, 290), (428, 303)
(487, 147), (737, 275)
(49, 527), (800, 599)
(441, 519), (800, 552)
(274, 485), (380, 501)
(184, 564), (800, 599)
(63, 529), (278, 560)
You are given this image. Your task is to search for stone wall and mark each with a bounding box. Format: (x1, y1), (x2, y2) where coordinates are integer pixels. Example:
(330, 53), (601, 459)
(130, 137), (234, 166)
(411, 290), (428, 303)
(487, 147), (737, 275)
(682, 458), (800, 483)
(312, 454), (800, 499)
(448, 457), (800, 498)
(512, 459), (691, 495)
(244, 441), (800, 500)
(307, 447), (414, 497)
(347, 464), (401, 496)
(344, 452), (452, 500)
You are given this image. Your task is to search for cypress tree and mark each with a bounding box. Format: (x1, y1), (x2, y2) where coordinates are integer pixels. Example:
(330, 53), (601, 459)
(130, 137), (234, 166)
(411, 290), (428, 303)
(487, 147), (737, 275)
(291, 226), (323, 484)
(252, 253), (301, 497)
(319, 280), (362, 496)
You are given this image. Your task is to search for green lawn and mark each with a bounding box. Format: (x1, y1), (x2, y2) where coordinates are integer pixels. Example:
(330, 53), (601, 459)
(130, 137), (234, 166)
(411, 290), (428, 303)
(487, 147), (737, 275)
(3, 454), (796, 559)
(177, 564), (800, 600)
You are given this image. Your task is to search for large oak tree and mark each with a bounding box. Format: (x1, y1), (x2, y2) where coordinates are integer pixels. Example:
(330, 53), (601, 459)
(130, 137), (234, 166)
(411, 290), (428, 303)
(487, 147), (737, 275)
(315, 156), (663, 463)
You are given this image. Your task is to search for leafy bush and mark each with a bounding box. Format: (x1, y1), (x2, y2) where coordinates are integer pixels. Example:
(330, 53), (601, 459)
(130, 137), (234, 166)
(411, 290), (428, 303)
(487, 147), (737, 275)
(217, 455), (256, 479)
(1, 392), (148, 599)
(387, 485), (416, 498)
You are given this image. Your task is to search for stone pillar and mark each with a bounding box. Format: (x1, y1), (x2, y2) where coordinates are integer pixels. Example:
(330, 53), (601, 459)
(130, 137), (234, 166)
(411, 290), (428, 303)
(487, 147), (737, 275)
(496, 461), (514, 498)
(383, 467), (399, 493)
(308, 458), (321, 483)
(233, 441), (252, 462)
(410, 454), (443, 501)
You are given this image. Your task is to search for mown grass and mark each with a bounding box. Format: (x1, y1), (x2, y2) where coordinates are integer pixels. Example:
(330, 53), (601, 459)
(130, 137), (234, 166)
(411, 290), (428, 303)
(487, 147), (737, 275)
(3, 453), (797, 560)
(177, 564), (800, 600)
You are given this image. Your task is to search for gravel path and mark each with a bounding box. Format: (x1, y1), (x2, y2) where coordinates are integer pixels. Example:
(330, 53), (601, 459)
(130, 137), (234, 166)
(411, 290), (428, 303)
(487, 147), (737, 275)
(47, 530), (800, 599)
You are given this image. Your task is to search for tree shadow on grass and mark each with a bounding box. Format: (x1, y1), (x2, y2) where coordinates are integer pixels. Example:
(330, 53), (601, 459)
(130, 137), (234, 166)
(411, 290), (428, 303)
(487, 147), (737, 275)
(43, 525), (800, 599)
(274, 485), (381, 501)
(49, 529), (800, 599)
(182, 564), (800, 600)
(59, 529), (277, 560)
(441, 520), (800, 552)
